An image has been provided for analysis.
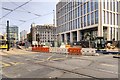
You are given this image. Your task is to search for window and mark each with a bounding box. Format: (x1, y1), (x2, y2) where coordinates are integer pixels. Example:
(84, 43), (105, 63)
(113, 0), (115, 12)
(91, 0), (94, 11)
(113, 13), (115, 25)
(107, 12), (109, 24)
(95, 10), (98, 24)
(110, 0), (112, 11)
(110, 13), (112, 25)
(95, 0), (98, 10)
(75, 19), (77, 29)
(78, 18), (80, 28)
(87, 14), (90, 26)
(87, 1), (90, 13)
(84, 3), (86, 14)
(117, 14), (118, 25)
(103, 11), (105, 24)
(81, 17), (83, 28)
(75, 8), (77, 18)
(91, 12), (94, 25)
(103, 0), (105, 9)
(107, 0), (109, 10)
(84, 16), (86, 27)
(81, 6), (83, 16)
(117, 1), (118, 12)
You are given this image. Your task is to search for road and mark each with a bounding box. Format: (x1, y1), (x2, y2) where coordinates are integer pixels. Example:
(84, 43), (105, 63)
(0, 49), (119, 79)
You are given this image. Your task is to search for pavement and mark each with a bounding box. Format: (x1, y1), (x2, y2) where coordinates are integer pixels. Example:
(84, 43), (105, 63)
(0, 48), (119, 79)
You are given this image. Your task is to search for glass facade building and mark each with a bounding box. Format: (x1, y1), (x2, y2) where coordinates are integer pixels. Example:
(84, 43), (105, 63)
(56, 0), (120, 43)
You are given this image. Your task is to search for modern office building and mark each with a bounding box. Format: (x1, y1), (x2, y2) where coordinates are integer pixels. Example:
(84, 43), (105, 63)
(56, 0), (120, 44)
(20, 30), (27, 41)
(9, 26), (19, 42)
(31, 23), (57, 45)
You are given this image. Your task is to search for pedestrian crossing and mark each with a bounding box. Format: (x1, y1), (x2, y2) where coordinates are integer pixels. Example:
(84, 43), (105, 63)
(0, 61), (24, 68)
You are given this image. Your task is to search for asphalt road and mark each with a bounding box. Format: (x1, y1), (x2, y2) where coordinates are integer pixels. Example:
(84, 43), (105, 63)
(0, 49), (119, 79)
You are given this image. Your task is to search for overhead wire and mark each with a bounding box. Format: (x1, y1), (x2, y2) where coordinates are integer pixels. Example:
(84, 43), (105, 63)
(0, 0), (32, 20)
(17, 11), (53, 26)
(7, 0), (41, 17)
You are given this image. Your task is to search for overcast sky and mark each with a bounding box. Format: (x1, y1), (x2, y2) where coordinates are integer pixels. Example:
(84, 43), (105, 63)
(0, 0), (59, 34)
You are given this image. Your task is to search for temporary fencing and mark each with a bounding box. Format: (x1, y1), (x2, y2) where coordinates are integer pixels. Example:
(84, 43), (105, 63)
(32, 46), (82, 55)
(81, 48), (97, 56)
(68, 47), (82, 55)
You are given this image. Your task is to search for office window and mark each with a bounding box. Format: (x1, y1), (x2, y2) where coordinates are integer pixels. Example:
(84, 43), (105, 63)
(87, 14), (90, 26)
(78, 7), (80, 17)
(91, 12), (94, 25)
(84, 16), (86, 27)
(103, 0), (105, 9)
(87, 1), (90, 13)
(78, 18), (80, 28)
(84, 3), (86, 14)
(107, 0), (109, 10)
(91, 0), (94, 11)
(110, 0), (112, 11)
(117, 1), (118, 12)
(75, 19), (77, 29)
(107, 12), (109, 24)
(95, 0), (98, 10)
(81, 17), (83, 28)
(117, 14), (118, 25)
(113, 0), (115, 12)
(81, 5), (83, 16)
(75, 8), (77, 18)
(110, 12), (112, 25)
(103, 11), (105, 24)
(113, 13), (115, 25)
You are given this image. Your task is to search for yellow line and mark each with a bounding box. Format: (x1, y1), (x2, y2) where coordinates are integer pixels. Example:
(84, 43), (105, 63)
(50, 58), (67, 61)
(0, 61), (11, 68)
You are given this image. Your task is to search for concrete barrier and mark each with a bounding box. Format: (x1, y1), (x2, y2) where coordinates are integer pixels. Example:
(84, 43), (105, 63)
(81, 48), (99, 56)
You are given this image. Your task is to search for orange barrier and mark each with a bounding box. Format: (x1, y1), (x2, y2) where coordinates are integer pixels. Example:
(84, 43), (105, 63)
(68, 47), (82, 55)
(32, 46), (49, 53)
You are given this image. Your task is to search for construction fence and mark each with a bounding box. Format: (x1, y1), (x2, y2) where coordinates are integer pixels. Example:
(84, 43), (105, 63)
(32, 46), (82, 55)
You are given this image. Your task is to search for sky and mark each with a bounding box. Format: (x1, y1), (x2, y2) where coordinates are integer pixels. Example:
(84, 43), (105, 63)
(0, 0), (59, 35)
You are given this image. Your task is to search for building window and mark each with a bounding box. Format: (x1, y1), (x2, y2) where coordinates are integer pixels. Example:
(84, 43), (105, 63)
(84, 16), (86, 27)
(81, 6), (83, 16)
(78, 18), (80, 28)
(117, 14), (118, 25)
(107, 0), (109, 10)
(95, 0), (98, 10)
(91, 12), (94, 25)
(111, 27), (112, 40)
(110, 0), (112, 11)
(117, 1), (118, 12)
(110, 12), (112, 25)
(107, 12), (109, 24)
(84, 3), (86, 14)
(103, 0), (105, 9)
(87, 14), (90, 26)
(75, 19), (77, 29)
(113, 13), (115, 25)
(91, 0), (94, 11)
(95, 10), (98, 24)
(87, 1), (90, 13)
(81, 17), (83, 28)
(103, 11), (105, 24)
(113, 0), (115, 12)
(75, 8), (77, 18)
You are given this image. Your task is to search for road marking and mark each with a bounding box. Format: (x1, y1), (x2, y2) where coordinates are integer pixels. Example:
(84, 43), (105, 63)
(101, 63), (116, 67)
(9, 62), (24, 65)
(35, 60), (45, 63)
(0, 61), (24, 68)
(49, 57), (67, 61)
(0, 61), (11, 68)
